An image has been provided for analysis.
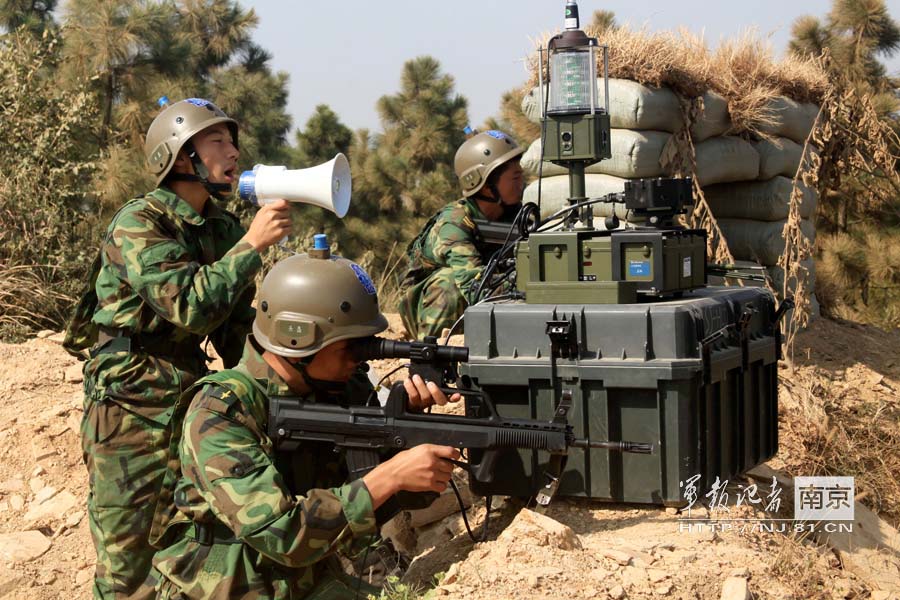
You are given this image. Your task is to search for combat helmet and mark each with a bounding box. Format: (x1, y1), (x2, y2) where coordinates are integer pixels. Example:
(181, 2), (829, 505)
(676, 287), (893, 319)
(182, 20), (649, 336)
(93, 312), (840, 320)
(144, 97), (238, 186)
(454, 130), (524, 198)
(253, 246), (389, 358)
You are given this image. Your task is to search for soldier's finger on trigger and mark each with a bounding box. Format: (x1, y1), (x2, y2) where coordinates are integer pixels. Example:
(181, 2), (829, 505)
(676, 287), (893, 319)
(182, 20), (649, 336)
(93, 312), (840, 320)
(426, 381), (447, 405)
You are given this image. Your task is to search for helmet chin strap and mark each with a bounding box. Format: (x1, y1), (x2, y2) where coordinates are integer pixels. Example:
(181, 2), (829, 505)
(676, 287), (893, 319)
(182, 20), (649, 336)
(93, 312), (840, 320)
(293, 361), (348, 398)
(167, 141), (232, 200)
(474, 181), (503, 204)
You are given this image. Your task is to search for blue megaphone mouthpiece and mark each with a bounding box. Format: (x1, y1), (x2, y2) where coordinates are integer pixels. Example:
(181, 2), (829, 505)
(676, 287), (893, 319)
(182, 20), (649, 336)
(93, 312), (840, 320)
(238, 169), (259, 205)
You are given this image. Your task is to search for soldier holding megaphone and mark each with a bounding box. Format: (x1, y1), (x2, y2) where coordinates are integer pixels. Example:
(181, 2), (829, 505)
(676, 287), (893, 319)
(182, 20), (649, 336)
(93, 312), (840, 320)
(69, 97), (300, 600)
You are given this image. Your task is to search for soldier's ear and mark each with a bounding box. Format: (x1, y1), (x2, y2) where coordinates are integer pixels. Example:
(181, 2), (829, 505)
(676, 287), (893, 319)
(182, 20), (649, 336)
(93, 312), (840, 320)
(171, 150), (193, 174)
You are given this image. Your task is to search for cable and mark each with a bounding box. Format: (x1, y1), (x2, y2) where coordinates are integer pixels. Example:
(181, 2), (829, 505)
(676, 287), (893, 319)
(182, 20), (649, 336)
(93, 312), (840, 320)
(451, 478), (492, 543)
(471, 200), (540, 305)
(535, 193), (624, 232)
(485, 269), (516, 297)
(353, 542), (372, 599)
(365, 363), (410, 406)
(536, 40), (555, 217)
(443, 313), (466, 344)
(471, 202), (530, 303)
(443, 291), (525, 344)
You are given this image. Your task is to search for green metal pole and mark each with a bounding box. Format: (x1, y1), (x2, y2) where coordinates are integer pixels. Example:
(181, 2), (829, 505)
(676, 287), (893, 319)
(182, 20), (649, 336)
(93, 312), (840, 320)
(567, 162), (587, 228)
(568, 161), (586, 204)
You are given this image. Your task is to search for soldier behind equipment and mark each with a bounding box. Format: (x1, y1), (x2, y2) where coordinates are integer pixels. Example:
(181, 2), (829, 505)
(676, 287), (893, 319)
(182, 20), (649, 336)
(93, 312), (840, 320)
(398, 130), (525, 340)
(69, 98), (293, 600)
(149, 252), (461, 599)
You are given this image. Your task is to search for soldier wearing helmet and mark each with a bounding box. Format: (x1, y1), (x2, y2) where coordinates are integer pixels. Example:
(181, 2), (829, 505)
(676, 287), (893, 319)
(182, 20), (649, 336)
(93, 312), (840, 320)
(150, 251), (460, 598)
(398, 130), (525, 339)
(70, 98), (292, 599)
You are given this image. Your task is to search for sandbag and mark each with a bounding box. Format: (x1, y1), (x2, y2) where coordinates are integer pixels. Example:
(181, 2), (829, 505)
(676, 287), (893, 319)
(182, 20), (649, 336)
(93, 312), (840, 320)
(691, 91), (731, 142)
(694, 136), (760, 186)
(522, 79), (683, 132)
(704, 176), (818, 221)
(521, 139), (567, 177)
(767, 260), (816, 296)
(521, 130), (671, 179)
(753, 137), (804, 180)
(524, 174), (628, 220)
(718, 218), (816, 266)
(758, 97), (821, 144)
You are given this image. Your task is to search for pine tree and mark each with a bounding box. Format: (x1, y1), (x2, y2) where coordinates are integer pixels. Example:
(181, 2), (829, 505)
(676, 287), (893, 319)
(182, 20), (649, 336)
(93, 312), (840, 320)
(0, 1), (289, 338)
(590, 10), (617, 31)
(355, 56), (469, 218)
(791, 0), (900, 88)
(61, 0), (173, 149)
(293, 104), (353, 167)
(0, 0), (57, 35)
(334, 57), (468, 286)
(56, 0), (291, 212)
(789, 0), (900, 326)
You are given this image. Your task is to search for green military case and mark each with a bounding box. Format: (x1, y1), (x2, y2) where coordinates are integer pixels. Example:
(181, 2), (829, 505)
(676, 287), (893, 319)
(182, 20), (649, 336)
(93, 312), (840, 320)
(459, 286), (780, 505)
(516, 228), (708, 303)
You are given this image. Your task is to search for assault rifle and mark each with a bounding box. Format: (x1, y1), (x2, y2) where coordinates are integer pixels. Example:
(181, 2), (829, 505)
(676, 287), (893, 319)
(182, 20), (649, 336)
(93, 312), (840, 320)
(267, 336), (653, 509)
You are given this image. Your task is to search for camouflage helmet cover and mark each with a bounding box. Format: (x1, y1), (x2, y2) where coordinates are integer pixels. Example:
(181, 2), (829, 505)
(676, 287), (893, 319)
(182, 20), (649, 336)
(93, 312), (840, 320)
(253, 254), (389, 358)
(144, 98), (238, 185)
(454, 130), (525, 198)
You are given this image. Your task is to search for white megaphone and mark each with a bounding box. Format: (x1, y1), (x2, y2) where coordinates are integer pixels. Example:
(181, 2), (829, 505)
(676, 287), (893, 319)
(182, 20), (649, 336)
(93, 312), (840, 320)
(237, 153), (351, 218)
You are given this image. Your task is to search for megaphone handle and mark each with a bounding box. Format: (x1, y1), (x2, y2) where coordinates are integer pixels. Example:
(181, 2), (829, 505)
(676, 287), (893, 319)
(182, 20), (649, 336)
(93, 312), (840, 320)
(251, 197), (292, 249)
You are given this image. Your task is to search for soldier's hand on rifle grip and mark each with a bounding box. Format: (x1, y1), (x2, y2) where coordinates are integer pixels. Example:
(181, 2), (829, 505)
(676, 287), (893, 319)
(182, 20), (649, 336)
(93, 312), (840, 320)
(242, 199), (292, 252)
(362, 444), (461, 510)
(404, 374), (462, 411)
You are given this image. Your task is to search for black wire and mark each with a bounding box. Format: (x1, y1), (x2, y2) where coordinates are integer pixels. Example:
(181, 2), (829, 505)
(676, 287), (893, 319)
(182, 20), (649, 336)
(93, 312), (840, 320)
(451, 478), (492, 543)
(353, 542), (372, 599)
(470, 201), (539, 307)
(443, 292), (524, 344)
(365, 362), (410, 406)
(443, 313), (466, 344)
(471, 206), (526, 303)
(536, 41), (553, 217)
(485, 269), (516, 296)
(535, 194), (624, 232)
(479, 293), (524, 304)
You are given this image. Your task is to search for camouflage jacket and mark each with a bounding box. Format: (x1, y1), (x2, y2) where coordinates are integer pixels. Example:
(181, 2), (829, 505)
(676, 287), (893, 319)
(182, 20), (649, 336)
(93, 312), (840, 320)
(402, 197), (494, 304)
(152, 337), (378, 599)
(83, 187), (261, 424)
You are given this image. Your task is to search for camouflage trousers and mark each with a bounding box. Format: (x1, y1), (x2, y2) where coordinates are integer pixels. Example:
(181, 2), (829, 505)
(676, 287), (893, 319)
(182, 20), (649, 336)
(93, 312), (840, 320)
(81, 395), (170, 600)
(154, 562), (381, 599)
(398, 267), (467, 340)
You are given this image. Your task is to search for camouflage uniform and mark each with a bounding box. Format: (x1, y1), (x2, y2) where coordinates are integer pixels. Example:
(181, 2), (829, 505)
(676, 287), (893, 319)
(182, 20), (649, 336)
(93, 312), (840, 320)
(81, 186), (261, 599)
(151, 337), (380, 599)
(398, 198), (494, 340)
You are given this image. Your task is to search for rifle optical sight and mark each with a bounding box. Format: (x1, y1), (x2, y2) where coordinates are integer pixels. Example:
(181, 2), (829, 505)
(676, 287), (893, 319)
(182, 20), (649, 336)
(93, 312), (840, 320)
(350, 336), (469, 364)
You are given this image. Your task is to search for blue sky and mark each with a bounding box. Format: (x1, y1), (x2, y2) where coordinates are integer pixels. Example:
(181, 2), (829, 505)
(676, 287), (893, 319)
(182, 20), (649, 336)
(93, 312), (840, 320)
(243, 0), (900, 136)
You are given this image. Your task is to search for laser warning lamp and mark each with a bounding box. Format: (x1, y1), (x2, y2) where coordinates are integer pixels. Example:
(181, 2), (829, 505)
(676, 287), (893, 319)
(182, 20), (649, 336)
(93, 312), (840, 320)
(539, 0), (612, 227)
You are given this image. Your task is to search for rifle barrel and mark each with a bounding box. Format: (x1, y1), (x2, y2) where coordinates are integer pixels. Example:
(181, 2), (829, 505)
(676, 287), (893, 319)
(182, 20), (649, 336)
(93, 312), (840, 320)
(573, 439), (654, 454)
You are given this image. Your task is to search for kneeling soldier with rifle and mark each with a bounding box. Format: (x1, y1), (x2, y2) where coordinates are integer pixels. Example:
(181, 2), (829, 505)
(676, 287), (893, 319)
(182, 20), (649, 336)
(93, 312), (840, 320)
(150, 248), (460, 599)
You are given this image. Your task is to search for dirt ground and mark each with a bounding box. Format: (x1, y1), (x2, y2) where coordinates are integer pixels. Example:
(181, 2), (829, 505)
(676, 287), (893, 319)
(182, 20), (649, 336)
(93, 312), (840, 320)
(0, 315), (897, 599)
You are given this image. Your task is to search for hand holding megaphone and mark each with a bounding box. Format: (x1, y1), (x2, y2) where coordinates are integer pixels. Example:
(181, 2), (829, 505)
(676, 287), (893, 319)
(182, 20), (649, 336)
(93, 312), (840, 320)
(241, 199), (293, 252)
(238, 153), (351, 218)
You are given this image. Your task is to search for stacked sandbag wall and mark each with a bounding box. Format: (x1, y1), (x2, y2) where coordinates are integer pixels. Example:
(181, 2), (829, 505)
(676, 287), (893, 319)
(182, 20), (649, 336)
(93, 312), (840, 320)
(519, 79), (818, 313)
